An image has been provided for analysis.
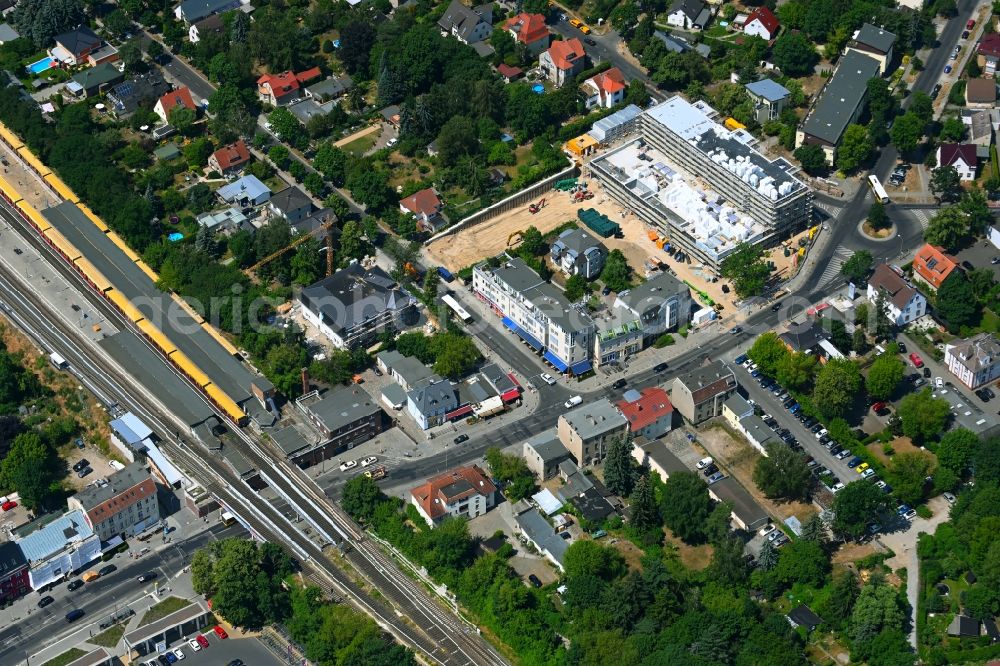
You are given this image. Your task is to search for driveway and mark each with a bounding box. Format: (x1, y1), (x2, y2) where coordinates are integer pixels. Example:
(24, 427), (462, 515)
(878, 495), (953, 648)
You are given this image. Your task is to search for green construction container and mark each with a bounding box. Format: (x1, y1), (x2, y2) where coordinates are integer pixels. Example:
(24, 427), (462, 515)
(555, 178), (578, 191)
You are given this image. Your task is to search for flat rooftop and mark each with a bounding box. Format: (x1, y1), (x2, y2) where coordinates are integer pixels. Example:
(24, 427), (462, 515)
(43, 202), (256, 406)
(645, 96), (806, 201)
(595, 141), (767, 261)
(931, 385), (1000, 435)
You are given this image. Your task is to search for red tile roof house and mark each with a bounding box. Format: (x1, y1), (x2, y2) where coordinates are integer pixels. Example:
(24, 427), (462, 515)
(580, 67), (627, 109)
(503, 13), (550, 56)
(743, 6), (780, 40)
(617, 387), (673, 440)
(540, 38), (587, 87)
(153, 86), (197, 125)
(912, 243), (958, 292)
(410, 465), (497, 527)
(936, 143), (978, 181)
(399, 187), (445, 233)
(978, 32), (1000, 77)
(257, 68), (322, 107)
(208, 139), (251, 175)
(496, 63), (523, 83)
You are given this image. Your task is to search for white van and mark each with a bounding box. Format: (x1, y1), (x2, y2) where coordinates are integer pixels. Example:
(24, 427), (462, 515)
(564, 395), (583, 409)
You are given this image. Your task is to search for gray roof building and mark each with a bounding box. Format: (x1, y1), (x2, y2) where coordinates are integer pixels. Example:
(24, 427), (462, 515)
(381, 383), (407, 409)
(851, 23), (897, 56)
(800, 50), (881, 147)
(514, 506), (568, 569)
(560, 398), (628, 440)
(671, 359), (737, 424)
(438, 0), (493, 43)
(153, 143), (181, 161)
(614, 270), (692, 335)
(0, 24), (19, 43)
(300, 386), (383, 439)
(780, 320), (829, 352)
(269, 186), (314, 224)
(492, 256), (547, 293)
(745, 78), (791, 103)
(217, 175), (271, 206)
(523, 428), (571, 480)
(406, 379), (459, 428)
(66, 62), (124, 98)
(176, 0), (240, 24)
(70, 462), (152, 512)
(556, 459), (595, 502)
(306, 76), (353, 102)
(708, 476), (769, 531)
(106, 71), (170, 117)
(270, 425), (310, 457)
(550, 228), (608, 280)
(479, 362), (516, 394)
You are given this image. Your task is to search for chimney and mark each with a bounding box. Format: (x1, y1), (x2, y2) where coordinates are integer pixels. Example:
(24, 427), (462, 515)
(301, 367), (310, 395)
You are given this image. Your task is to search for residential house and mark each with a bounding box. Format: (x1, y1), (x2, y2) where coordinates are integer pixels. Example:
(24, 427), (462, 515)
(796, 51), (881, 164)
(66, 462), (161, 543)
(549, 228), (607, 279)
(175, 0), (242, 25)
(407, 378), (458, 430)
(593, 316), (644, 368)
(665, 0), (709, 30)
(912, 243), (958, 292)
(722, 395), (753, 428)
(106, 71), (170, 118)
(631, 438), (688, 480)
(617, 387), (673, 439)
(557, 398), (629, 466)
(948, 615), (981, 638)
(257, 68), (322, 106)
(410, 465), (497, 527)
(0, 24), (18, 44)
(207, 139), (250, 175)
(613, 271), (692, 340)
(497, 63), (523, 83)
(743, 7), (780, 40)
(196, 207), (248, 233)
(375, 350), (431, 390)
(503, 13), (550, 55)
(65, 63), (124, 99)
(153, 143), (181, 162)
(744, 78), (791, 123)
(305, 76), (353, 103)
(399, 187), (445, 233)
(966, 78), (997, 108)
(188, 13), (225, 43)
(708, 476), (769, 530)
(437, 0), (493, 44)
(735, 414), (778, 454)
(653, 30), (709, 58)
(962, 109), (993, 155)
(779, 320), (829, 354)
(937, 143), (978, 181)
(268, 186), (314, 224)
(522, 429), (572, 480)
(514, 505), (568, 569)
(671, 360), (737, 424)
(0, 542), (28, 603)
(50, 26), (118, 67)
(844, 23), (896, 74)
(217, 175), (271, 206)
(978, 32), (1000, 77)
(299, 263), (418, 350)
(866, 264), (926, 326)
(540, 38), (587, 87)
(944, 332), (1000, 389)
(13, 511), (101, 590)
(153, 87), (197, 125)
(787, 605), (824, 632)
(580, 67), (627, 110)
(294, 386), (385, 461)
(380, 105), (401, 127)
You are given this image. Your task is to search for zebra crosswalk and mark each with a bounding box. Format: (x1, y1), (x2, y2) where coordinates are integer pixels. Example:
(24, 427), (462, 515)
(814, 200), (842, 217)
(815, 247), (854, 289)
(909, 209), (932, 230)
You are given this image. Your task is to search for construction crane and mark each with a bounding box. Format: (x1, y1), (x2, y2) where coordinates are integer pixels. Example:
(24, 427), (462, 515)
(244, 217), (337, 277)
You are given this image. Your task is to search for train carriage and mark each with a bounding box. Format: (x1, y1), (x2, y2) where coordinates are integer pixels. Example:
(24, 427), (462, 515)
(73, 257), (112, 293)
(41, 227), (81, 262)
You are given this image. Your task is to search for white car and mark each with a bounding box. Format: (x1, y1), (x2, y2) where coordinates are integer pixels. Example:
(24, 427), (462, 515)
(540, 373), (557, 386)
(759, 524), (775, 537)
(564, 395), (583, 409)
(814, 428), (828, 440)
(339, 460), (358, 472)
(831, 482), (845, 493)
(696, 456), (714, 470)
(187, 639), (201, 652)
(173, 648), (186, 660)
(860, 468), (875, 479)
(360, 456), (378, 467)
(387, 137), (398, 147)
(935, 376), (944, 388)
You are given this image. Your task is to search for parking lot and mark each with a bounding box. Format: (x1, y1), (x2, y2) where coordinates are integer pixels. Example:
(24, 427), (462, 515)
(147, 633), (283, 666)
(954, 238), (1000, 281)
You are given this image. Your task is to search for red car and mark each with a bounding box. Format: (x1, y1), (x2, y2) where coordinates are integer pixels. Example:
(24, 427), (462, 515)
(196, 634), (210, 649)
(213, 625), (228, 639)
(967, 19), (976, 29)
(909, 352), (923, 368)
(871, 401), (886, 413)
(1, 500), (16, 511)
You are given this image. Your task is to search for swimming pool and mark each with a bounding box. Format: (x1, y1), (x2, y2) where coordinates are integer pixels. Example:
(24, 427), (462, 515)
(532, 83), (545, 94)
(167, 232), (184, 242)
(26, 57), (55, 75)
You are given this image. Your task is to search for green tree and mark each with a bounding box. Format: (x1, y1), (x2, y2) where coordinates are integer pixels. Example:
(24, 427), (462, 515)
(168, 106), (197, 136)
(890, 111), (925, 154)
(841, 250), (874, 283)
(818, 572), (860, 629)
(896, 388), (951, 443)
(660, 471), (714, 544)
(748, 332), (791, 376)
(776, 351), (817, 391)
(754, 442), (811, 500)
(812, 358), (862, 418)
(888, 451), (935, 506)
(268, 145), (290, 169)
(720, 242), (771, 298)
(867, 201), (890, 231)
(924, 205), (970, 252)
(118, 39), (143, 72)
(772, 539), (830, 588)
(183, 138), (214, 169)
(628, 474), (660, 534)
(518, 226), (546, 255)
(850, 583), (907, 654)
(190, 549), (216, 597)
(799, 514), (827, 544)
(564, 274), (587, 301)
(290, 237), (323, 286)
(936, 428), (979, 475)
(930, 166), (962, 203)
(935, 271), (980, 331)
(771, 32), (819, 77)
(866, 352), (905, 400)
(600, 249), (633, 292)
(603, 436), (637, 497)
(853, 328), (869, 353)
(833, 481), (892, 540)
(11, 0), (84, 47)
(960, 188), (993, 236)
(563, 540), (626, 581)
(836, 124), (873, 173)
(340, 474), (384, 523)
(939, 116), (967, 142)
(430, 334), (482, 380)
(794, 144), (828, 174)
(484, 447), (537, 501)
(0, 432), (58, 509)
(337, 220), (369, 266)
(435, 116), (478, 168)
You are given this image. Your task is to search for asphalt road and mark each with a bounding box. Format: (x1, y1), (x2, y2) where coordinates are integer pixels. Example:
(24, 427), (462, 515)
(0, 523), (246, 664)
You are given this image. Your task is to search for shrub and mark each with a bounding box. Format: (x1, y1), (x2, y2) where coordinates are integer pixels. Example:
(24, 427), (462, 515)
(654, 333), (675, 347)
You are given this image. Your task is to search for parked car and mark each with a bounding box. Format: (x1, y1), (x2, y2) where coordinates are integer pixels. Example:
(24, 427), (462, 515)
(453, 434), (469, 444)
(923, 367), (931, 378)
(1, 500), (17, 512)
(187, 638), (202, 652)
(944, 64), (953, 74)
(37, 596), (54, 608)
(897, 342), (907, 353)
(931, 83), (942, 99)
(771, 301), (782, 312)
(909, 352), (923, 368)
(944, 492), (956, 504)
(196, 635), (210, 649)
(935, 376), (944, 388)
(707, 472), (725, 484)
(612, 378), (627, 389)
(696, 456), (714, 469)
(213, 625), (228, 640)
(98, 565), (116, 577)
(67, 580), (84, 591)
(701, 464), (719, 477)
(72, 459), (90, 472)
(654, 362), (668, 373)
(339, 460), (357, 472)
(861, 468), (876, 479)
(847, 456), (862, 468)
(836, 449), (851, 460)
(814, 428), (828, 439)
(962, 260), (975, 271)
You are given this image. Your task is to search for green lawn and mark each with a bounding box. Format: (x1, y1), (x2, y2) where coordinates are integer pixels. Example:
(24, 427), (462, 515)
(42, 648), (87, 666)
(979, 307), (1000, 333)
(138, 596), (192, 627)
(340, 131), (379, 156)
(90, 623), (126, 647)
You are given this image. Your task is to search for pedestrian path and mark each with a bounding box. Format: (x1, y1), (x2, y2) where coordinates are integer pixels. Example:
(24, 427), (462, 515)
(815, 247), (853, 289)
